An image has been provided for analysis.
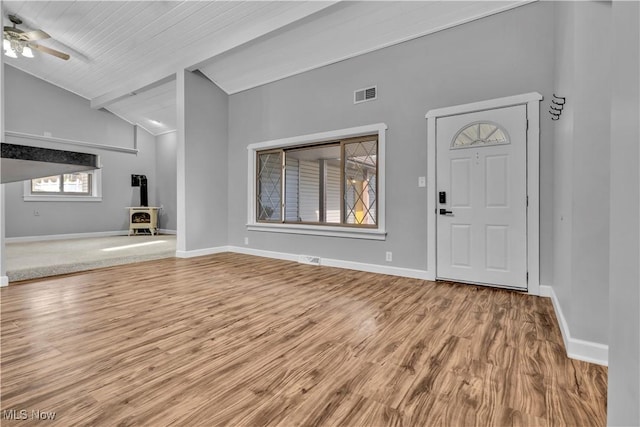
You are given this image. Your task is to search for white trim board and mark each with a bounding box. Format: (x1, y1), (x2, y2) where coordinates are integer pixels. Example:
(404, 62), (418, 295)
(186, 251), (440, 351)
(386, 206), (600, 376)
(425, 92), (542, 295)
(175, 246), (230, 259)
(5, 130), (137, 155)
(0, 276), (8, 287)
(5, 230), (129, 243)
(5, 230), (176, 243)
(227, 246), (435, 281)
(542, 285), (608, 366)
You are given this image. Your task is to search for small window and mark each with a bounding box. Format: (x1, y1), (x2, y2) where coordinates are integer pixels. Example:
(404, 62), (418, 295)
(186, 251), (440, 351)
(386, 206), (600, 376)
(31, 173), (92, 195)
(452, 121), (509, 149)
(24, 169), (102, 202)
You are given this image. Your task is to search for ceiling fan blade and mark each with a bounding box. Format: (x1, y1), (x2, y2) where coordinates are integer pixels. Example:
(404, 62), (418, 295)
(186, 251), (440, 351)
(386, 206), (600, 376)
(29, 43), (70, 60)
(19, 29), (50, 42)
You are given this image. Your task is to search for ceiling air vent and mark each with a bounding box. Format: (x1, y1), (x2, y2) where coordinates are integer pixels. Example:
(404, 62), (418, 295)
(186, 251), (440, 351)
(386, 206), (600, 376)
(354, 86), (377, 104)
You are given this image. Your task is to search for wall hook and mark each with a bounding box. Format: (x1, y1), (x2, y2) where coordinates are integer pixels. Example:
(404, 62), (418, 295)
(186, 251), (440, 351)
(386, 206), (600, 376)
(550, 94), (566, 121)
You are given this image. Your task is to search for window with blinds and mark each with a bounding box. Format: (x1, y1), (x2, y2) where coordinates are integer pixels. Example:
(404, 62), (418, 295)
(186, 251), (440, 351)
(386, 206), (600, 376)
(31, 172), (92, 195)
(256, 135), (378, 228)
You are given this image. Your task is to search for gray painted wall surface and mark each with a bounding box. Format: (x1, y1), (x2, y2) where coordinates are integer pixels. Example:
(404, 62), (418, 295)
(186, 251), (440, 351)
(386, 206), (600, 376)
(551, 1), (611, 346)
(155, 131), (177, 231)
(227, 2), (555, 275)
(1, 27), (5, 280)
(607, 2), (640, 424)
(179, 70), (228, 251)
(3, 66), (158, 237)
(551, 1), (575, 330)
(4, 65), (133, 148)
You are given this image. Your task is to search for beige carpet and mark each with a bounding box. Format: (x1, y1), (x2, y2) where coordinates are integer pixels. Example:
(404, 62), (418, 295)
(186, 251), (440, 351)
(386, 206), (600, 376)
(6, 234), (176, 282)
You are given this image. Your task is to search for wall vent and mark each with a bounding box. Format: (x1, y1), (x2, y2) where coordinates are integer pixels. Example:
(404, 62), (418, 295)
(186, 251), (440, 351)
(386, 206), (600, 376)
(354, 86), (377, 104)
(298, 255), (321, 265)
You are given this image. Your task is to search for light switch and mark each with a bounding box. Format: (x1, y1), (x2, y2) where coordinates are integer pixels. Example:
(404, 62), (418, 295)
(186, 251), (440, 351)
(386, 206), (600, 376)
(418, 176), (426, 187)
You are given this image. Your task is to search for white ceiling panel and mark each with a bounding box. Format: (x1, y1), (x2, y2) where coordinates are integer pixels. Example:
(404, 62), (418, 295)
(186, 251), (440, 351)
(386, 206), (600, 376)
(198, 1), (532, 94)
(3, 1), (534, 135)
(3, 1), (337, 100)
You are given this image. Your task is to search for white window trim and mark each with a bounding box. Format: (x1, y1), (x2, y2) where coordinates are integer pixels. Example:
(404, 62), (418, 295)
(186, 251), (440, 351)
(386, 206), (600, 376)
(23, 169), (103, 202)
(247, 123), (387, 240)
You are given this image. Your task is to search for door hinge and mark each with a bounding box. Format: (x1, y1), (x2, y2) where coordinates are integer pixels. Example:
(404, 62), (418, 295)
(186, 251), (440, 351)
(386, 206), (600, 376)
(526, 196), (529, 207)
(526, 272), (529, 282)
(526, 119), (529, 131)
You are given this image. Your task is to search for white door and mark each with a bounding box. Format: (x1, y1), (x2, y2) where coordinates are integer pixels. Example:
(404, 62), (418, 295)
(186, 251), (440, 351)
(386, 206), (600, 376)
(436, 105), (527, 289)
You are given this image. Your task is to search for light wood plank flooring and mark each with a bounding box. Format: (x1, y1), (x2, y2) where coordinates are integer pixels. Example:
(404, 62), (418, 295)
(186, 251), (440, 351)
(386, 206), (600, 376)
(1, 253), (607, 426)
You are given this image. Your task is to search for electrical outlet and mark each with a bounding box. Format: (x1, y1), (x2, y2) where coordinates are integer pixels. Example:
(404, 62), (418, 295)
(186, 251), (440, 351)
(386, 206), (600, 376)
(33, 210), (40, 216)
(418, 176), (426, 187)
(385, 251), (392, 262)
(244, 237), (249, 245)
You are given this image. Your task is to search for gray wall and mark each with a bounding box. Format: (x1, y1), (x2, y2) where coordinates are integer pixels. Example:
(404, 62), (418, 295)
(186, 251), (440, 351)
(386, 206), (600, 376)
(3, 65), (158, 237)
(177, 70), (228, 251)
(155, 131), (177, 231)
(608, 2), (640, 424)
(1, 31), (5, 280)
(228, 2), (555, 275)
(551, 1), (611, 346)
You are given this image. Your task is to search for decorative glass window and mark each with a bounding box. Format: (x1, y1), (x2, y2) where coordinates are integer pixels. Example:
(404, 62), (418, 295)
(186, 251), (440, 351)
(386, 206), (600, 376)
(256, 135), (378, 228)
(452, 121), (509, 149)
(344, 137), (377, 226)
(256, 151), (283, 221)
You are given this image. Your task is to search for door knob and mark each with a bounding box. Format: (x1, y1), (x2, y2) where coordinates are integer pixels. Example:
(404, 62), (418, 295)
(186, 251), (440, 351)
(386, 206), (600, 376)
(439, 209), (453, 215)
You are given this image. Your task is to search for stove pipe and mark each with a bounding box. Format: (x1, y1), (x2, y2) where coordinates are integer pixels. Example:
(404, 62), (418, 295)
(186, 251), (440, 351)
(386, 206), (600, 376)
(131, 174), (148, 207)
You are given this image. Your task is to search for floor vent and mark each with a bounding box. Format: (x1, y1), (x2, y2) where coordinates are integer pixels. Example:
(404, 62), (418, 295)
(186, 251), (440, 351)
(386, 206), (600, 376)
(354, 86), (377, 104)
(298, 255), (321, 265)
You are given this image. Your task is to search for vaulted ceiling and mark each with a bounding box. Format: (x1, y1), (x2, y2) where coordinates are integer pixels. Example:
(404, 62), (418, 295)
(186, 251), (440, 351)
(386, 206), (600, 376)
(3, 1), (533, 136)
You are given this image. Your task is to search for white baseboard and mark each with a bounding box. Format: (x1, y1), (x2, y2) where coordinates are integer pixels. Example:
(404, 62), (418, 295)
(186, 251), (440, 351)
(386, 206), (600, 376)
(5, 230), (129, 243)
(322, 257), (434, 280)
(539, 284), (553, 297)
(175, 246), (230, 258)
(6, 230), (178, 243)
(0, 276), (8, 287)
(228, 246), (299, 263)
(547, 285), (608, 366)
(226, 246), (435, 281)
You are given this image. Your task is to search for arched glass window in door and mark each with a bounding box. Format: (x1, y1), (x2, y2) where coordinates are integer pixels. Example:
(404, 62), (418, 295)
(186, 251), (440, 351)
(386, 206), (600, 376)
(451, 121), (510, 149)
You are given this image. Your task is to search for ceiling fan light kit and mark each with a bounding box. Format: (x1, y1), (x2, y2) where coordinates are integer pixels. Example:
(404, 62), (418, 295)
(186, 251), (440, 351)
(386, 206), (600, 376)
(3, 14), (69, 60)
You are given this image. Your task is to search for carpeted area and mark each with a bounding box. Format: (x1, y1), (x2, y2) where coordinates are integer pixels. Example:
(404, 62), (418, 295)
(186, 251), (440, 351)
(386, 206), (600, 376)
(6, 234), (176, 282)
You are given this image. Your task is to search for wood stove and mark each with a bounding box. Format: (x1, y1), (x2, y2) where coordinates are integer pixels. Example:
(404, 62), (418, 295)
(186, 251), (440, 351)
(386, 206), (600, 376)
(128, 207), (160, 235)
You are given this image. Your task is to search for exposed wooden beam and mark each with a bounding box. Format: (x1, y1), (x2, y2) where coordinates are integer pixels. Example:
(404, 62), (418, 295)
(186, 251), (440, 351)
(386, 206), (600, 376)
(91, 74), (176, 110)
(90, 1), (340, 110)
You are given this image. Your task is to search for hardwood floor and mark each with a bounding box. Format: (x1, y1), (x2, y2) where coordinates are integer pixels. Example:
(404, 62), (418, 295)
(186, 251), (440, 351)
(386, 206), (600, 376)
(1, 253), (607, 426)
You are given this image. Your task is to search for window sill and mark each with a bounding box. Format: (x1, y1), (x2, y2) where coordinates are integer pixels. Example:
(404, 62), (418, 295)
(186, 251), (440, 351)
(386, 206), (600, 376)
(23, 195), (102, 202)
(247, 223), (386, 240)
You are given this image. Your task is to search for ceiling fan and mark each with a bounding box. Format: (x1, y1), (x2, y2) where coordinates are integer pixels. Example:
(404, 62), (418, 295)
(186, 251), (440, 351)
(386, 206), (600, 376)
(3, 14), (69, 60)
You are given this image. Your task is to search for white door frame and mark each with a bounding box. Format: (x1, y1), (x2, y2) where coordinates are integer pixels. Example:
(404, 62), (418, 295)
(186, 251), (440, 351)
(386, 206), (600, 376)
(426, 92), (542, 296)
